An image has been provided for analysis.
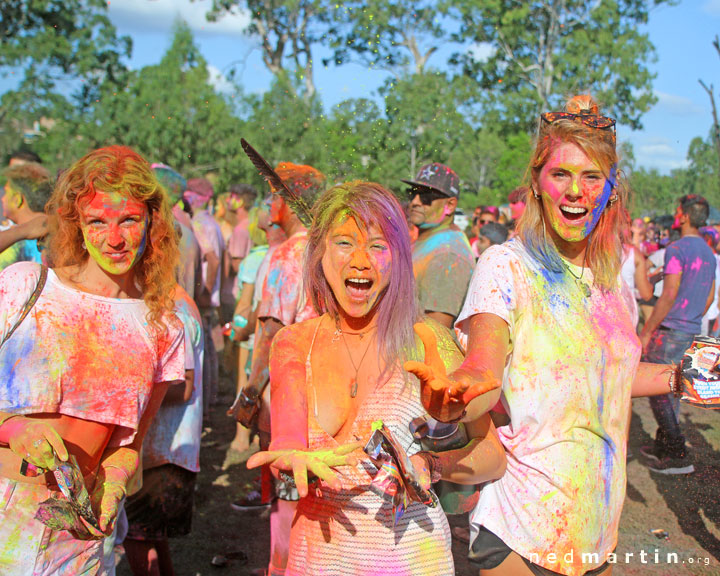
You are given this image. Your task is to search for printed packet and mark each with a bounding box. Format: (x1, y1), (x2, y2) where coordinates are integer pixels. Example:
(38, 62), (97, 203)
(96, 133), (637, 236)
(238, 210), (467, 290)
(34, 453), (104, 540)
(363, 421), (438, 525)
(677, 336), (720, 409)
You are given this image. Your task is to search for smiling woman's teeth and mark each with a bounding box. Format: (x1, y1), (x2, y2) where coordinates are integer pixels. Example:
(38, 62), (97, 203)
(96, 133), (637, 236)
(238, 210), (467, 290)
(346, 278), (371, 288)
(560, 206), (587, 215)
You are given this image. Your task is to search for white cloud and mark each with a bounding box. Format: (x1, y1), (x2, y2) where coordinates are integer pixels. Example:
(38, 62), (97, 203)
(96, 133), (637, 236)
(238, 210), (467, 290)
(655, 91), (706, 117)
(207, 64), (235, 93)
(108, 0), (250, 36)
(467, 42), (494, 63)
(702, 0), (720, 16)
(633, 137), (688, 172)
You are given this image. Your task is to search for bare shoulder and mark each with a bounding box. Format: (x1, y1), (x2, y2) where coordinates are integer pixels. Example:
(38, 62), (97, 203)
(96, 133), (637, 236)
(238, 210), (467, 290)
(272, 315), (325, 356)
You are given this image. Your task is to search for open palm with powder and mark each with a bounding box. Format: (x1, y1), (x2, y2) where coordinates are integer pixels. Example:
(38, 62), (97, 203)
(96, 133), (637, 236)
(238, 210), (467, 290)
(404, 323), (500, 423)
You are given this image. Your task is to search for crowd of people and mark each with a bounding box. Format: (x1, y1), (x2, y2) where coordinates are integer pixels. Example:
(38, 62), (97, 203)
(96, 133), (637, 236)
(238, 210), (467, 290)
(0, 93), (717, 576)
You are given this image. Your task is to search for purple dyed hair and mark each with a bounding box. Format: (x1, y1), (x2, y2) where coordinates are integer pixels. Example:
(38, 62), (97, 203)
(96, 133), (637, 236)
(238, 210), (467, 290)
(304, 181), (419, 370)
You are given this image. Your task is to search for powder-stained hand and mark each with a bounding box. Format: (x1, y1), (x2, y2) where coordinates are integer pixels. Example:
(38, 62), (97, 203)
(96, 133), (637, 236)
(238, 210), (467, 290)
(405, 323), (500, 423)
(246, 442), (362, 498)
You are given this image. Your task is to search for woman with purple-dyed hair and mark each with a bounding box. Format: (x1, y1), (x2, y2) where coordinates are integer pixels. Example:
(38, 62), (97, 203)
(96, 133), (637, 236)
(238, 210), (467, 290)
(246, 181), (505, 575)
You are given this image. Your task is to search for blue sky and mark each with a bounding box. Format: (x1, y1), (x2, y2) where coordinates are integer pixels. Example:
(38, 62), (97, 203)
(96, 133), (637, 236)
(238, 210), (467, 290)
(7, 0), (720, 174)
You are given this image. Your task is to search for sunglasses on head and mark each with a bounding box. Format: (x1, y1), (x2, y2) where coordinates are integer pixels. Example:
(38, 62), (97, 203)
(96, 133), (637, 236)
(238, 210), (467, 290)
(540, 111), (616, 139)
(409, 187), (449, 206)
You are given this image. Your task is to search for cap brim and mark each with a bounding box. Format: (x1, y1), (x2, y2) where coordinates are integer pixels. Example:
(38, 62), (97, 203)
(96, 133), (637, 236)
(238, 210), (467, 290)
(400, 179), (451, 197)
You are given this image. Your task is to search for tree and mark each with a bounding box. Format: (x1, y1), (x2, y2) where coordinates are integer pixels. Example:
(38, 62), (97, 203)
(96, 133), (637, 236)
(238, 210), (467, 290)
(0, 0), (130, 160)
(682, 135), (720, 208)
(207, 0), (328, 102)
(698, 36), (720, 193)
(377, 72), (478, 192)
(449, 0), (674, 132)
(322, 98), (388, 182)
(34, 21), (246, 187)
(629, 167), (680, 217)
(327, 0), (447, 76)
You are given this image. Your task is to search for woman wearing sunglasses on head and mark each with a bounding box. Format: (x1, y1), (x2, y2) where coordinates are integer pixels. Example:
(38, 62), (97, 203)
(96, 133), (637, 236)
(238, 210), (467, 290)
(407, 95), (685, 576)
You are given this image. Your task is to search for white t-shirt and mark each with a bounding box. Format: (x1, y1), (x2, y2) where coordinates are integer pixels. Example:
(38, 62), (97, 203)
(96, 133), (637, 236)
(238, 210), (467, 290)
(648, 248), (665, 298)
(191, 210), (225, 308)
(701, 253), (720, 334)
(142, 286), (204, 472)
(620, 246), (638, 326)
(455, 240), (641, 576)
(0, 262), (185, 447)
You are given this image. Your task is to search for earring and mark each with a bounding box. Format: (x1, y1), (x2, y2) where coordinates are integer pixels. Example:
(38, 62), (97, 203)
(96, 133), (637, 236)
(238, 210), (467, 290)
(608, 194), (618, 205)
(531, 187), (540, 200)
(82, 242), (87, 251)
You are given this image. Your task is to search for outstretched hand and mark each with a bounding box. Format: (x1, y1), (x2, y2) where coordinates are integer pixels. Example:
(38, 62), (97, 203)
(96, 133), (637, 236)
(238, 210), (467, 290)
(404, 323), (500, 423)
(246, 442), (362, 497)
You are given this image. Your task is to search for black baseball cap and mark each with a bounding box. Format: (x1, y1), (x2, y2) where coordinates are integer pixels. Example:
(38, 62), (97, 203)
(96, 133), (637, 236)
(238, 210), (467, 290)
(401, 163), (460, 199)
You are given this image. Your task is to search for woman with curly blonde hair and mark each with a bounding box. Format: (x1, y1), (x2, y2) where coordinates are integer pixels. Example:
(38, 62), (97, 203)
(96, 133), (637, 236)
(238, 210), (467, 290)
(0, 145), (185, 575)
(47, 145), (180, 326)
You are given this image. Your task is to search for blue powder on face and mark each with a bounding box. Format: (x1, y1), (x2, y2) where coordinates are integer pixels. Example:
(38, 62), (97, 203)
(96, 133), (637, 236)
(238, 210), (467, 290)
(584, 164), (616, 236)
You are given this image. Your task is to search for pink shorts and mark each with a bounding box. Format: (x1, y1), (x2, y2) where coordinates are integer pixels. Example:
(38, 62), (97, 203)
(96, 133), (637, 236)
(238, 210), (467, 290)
(0, 477), (104, 576)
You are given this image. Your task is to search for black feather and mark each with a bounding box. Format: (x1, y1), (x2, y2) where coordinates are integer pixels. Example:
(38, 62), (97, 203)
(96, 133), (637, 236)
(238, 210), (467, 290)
(240, 139), (314, 228)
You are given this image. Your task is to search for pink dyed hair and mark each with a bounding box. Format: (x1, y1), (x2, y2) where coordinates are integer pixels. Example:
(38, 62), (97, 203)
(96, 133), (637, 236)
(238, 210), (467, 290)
(304, 181), (419, 369)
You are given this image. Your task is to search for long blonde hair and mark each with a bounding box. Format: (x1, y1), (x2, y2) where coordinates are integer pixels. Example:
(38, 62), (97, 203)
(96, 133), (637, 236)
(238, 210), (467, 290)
(517, 95), (629, 290)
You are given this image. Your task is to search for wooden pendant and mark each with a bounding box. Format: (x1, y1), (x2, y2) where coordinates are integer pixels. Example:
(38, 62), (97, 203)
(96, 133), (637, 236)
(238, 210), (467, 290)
(350, 380), (358, 398)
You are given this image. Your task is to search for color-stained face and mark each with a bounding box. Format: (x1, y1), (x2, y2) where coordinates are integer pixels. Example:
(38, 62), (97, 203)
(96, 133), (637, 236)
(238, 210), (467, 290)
(79, 190), (149, 276)
(226, 194), (243, 212)
(1, 182), (20, 220)
(269, 194), (284, 225)
(408, 190), (451, 229)
(321, 214), (392, 319)
(536, 142), (612, 244)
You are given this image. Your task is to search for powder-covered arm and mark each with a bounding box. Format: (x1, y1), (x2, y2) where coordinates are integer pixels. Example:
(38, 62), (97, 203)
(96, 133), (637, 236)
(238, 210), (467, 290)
(92, 378), (170, 534)
(246, 322), (361, 497)
(267, 324), (309, 452)
(435, 414), (506, 485)
(631, 362), (678, 398)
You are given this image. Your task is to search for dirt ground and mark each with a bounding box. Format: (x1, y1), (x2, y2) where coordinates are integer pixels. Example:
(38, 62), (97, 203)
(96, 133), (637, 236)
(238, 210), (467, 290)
(115, 379), (720, 576)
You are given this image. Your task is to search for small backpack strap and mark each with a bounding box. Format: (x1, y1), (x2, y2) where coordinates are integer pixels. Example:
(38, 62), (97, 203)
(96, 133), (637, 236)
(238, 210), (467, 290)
(1, 265), (48, 348)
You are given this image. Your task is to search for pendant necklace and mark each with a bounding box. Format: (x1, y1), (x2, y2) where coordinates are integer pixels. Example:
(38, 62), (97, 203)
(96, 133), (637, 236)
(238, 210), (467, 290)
(338, 325), (376, 398)
(563, 252), (591, 298)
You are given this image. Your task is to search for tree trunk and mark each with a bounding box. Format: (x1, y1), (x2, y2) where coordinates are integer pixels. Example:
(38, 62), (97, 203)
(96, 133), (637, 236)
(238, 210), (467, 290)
(699, 79), (720, 193)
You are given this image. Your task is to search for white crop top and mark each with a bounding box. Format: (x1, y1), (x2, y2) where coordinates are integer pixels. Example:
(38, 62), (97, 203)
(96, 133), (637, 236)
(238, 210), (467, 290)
(0, 262), (184, 447)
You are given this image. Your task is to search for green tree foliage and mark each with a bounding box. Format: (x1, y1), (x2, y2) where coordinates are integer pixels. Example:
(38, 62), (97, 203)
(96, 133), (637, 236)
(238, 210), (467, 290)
(240, 73), (328, 165)
(3, 0), (708, 221)
(207, 0), (328, 101)
(629, 167), (679, 217)
(0, 0), (130, 161)
(322, 98), (387, 182)
(379, 72), (475, 184)
(29, 21), (245, 188)
(327, 0), (447, 75)
(449, 0), (674, 132)
(682, 135), (720, 207)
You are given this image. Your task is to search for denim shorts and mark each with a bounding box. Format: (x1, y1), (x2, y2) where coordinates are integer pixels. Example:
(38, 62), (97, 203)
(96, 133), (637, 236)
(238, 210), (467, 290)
(469, 525), (611, 576)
